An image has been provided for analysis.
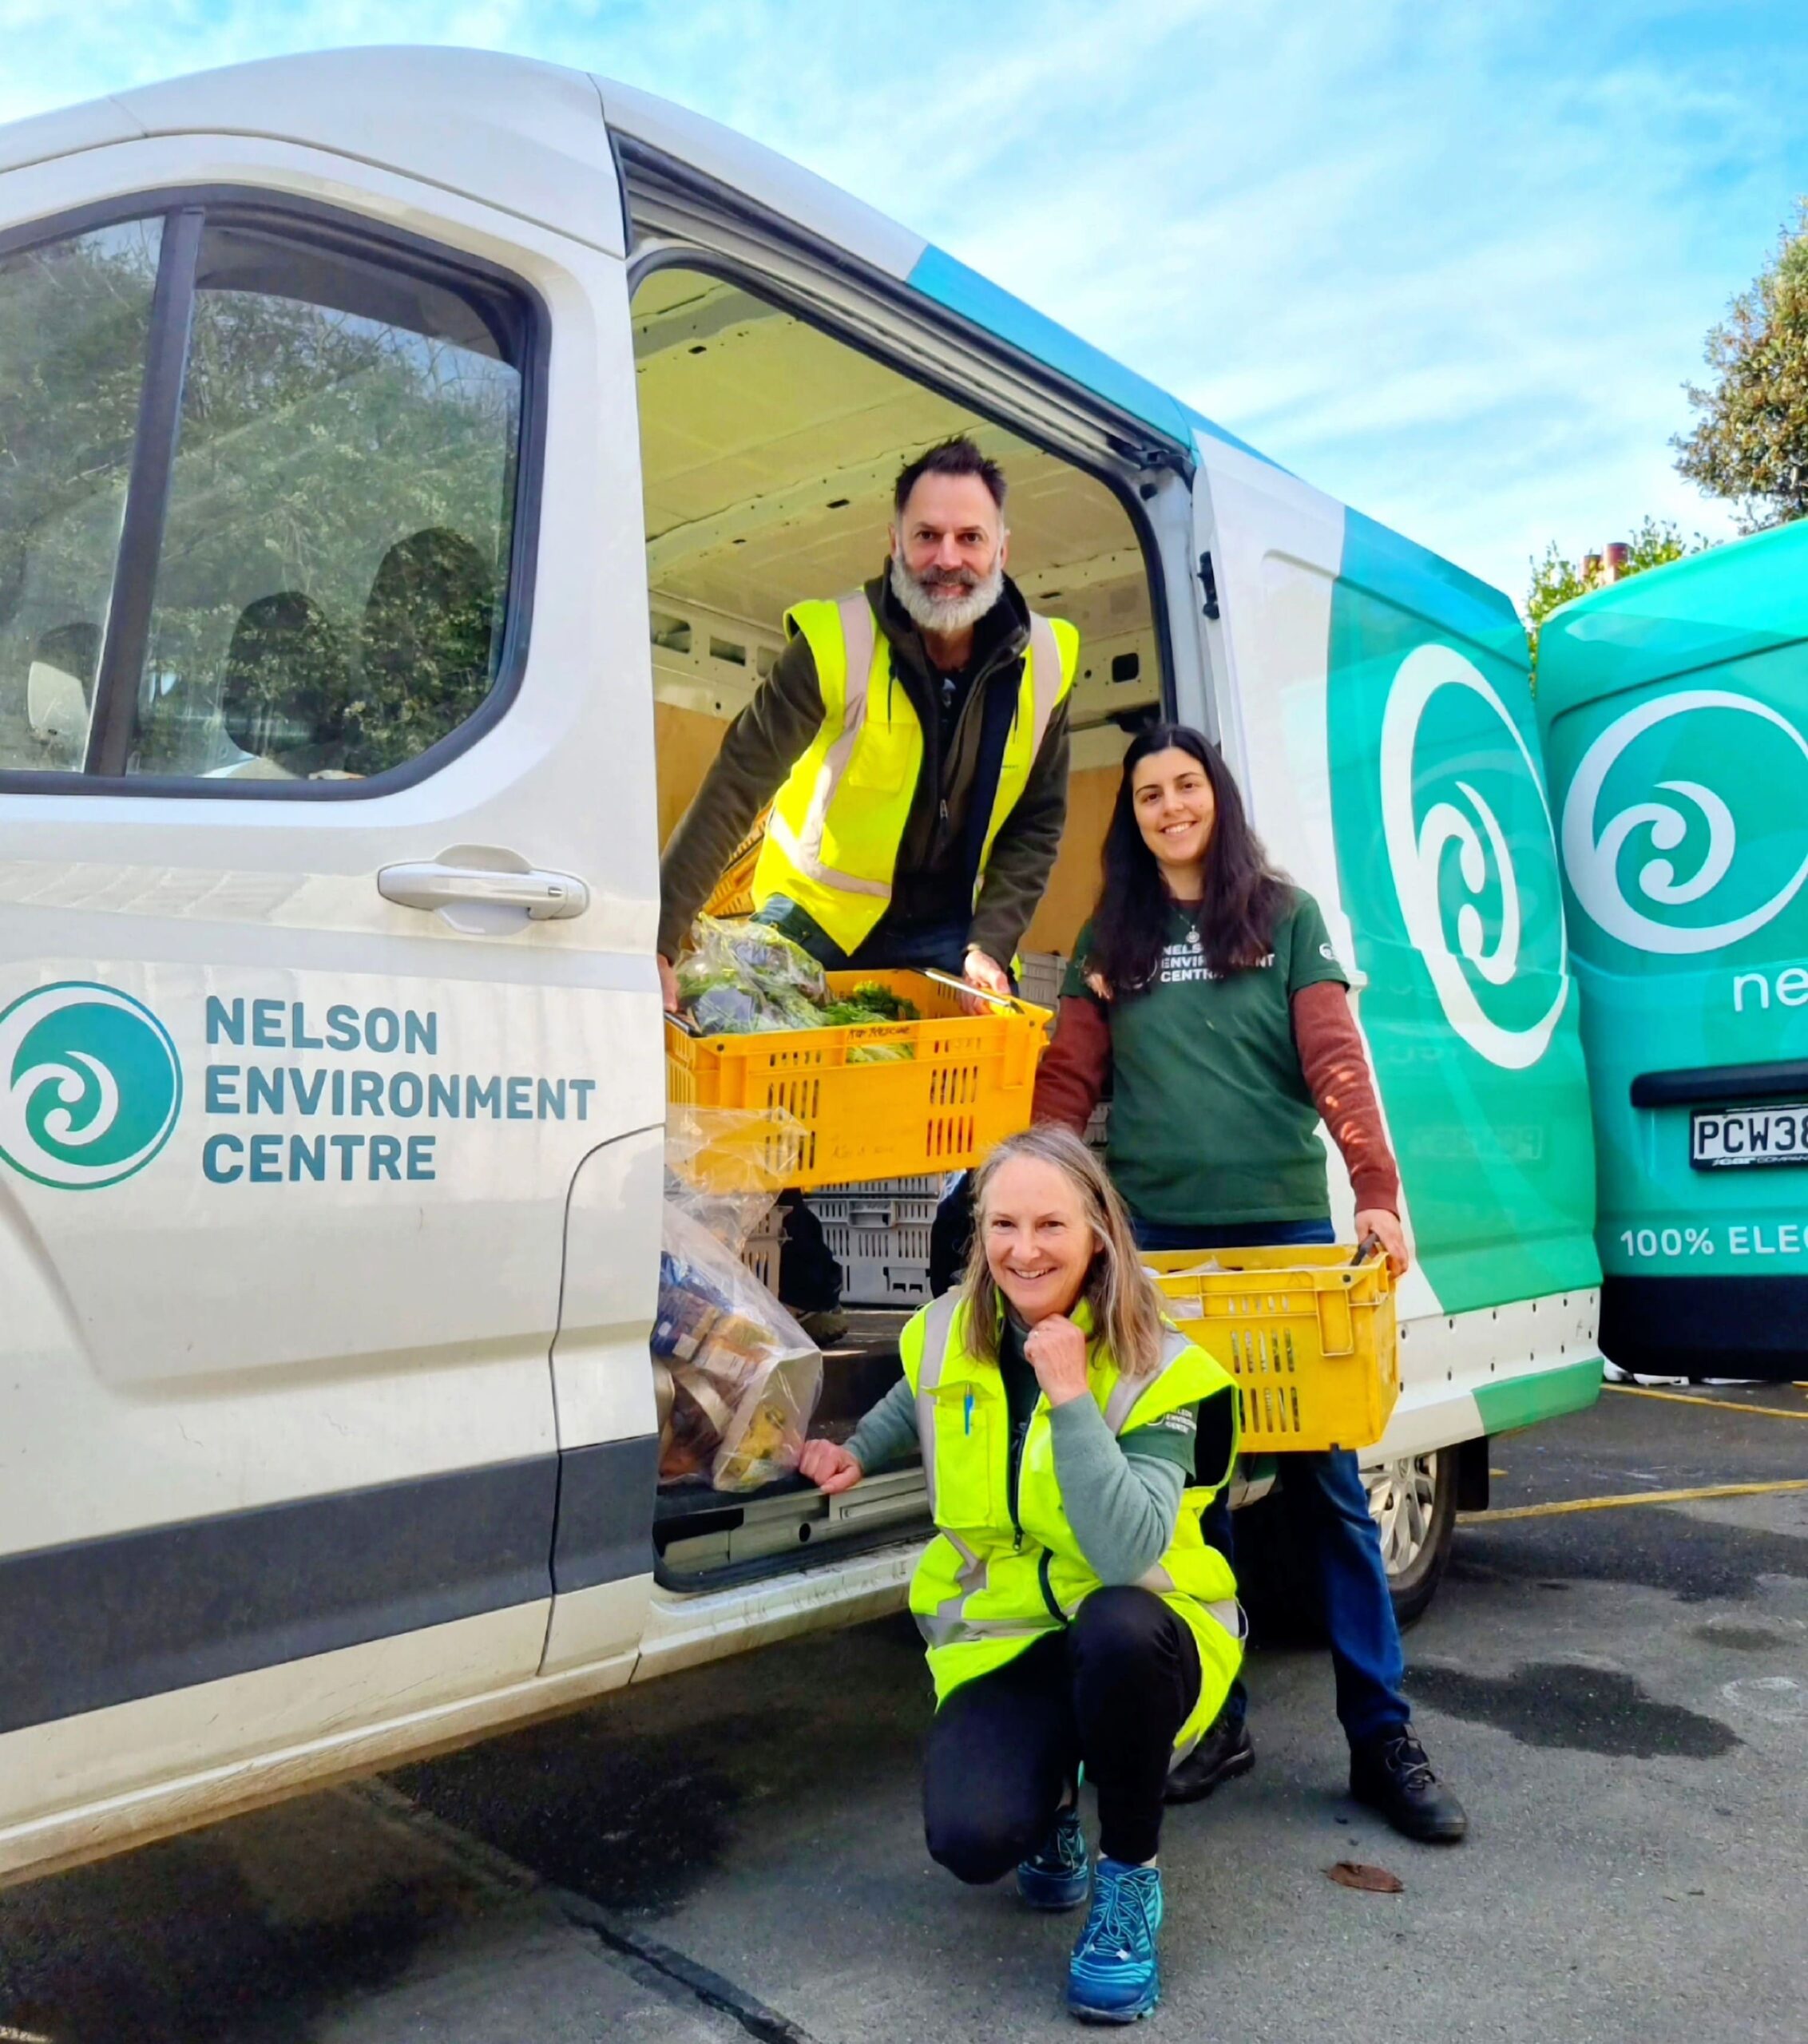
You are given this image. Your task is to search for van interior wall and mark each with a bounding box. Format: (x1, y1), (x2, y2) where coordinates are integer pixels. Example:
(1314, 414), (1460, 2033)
(635, 266), (1158, 963)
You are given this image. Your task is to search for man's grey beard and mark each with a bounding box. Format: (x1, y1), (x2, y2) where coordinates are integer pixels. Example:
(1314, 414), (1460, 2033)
(889, 553), (1005, 637)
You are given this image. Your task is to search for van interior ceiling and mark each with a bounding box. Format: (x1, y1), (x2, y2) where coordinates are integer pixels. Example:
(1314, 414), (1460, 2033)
(636, 264), (1164, 1583)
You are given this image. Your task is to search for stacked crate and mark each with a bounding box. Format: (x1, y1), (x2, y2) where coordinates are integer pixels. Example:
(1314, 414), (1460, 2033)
(817, 1175), (942, 1306)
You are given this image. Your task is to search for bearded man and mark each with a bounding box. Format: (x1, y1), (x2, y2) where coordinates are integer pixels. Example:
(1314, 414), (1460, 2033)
(657, 437), (1078, 1006)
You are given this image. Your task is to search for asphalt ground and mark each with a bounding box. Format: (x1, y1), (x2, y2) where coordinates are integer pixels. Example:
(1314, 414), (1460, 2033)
(3, 1380), (1806, 2043)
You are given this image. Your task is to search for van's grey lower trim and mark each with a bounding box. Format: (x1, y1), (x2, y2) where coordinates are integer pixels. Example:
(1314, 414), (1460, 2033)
(0, 1456), (592, 1738)
(1630, 1058), (1808, 1108)
(553, 1435), (660, 1594)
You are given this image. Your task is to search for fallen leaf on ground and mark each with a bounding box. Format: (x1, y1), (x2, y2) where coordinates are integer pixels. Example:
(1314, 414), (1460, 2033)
(1326, 1860), (1404, 1894)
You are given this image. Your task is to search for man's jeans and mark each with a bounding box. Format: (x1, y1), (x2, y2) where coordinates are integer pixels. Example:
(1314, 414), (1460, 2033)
(1133, 1214), (1413, 1748)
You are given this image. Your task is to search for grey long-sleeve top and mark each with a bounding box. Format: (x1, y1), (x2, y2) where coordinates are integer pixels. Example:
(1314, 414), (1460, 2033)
(843, 1370), (1187, 1586)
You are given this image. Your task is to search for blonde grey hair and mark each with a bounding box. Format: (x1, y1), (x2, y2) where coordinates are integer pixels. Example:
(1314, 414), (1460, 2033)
(958, 1124), (1167, 1378)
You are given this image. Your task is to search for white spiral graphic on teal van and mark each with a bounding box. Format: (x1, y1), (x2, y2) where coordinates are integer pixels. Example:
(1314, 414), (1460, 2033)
(1380, 644), (1570, 1070)
(1560, 690), (1808, 954)
(0, 982), (183, 1189)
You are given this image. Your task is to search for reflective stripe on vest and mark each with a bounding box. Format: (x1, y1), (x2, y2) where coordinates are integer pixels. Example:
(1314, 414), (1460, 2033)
(760, 594), (890, 902)
(752, 593), (1076, 954)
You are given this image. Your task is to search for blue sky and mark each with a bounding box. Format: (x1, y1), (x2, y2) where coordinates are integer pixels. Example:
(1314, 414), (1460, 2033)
(6, 0), (1805, 605)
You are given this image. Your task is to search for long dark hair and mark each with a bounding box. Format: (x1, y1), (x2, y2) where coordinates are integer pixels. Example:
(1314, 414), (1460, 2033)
(1084, 723), (1291, 996)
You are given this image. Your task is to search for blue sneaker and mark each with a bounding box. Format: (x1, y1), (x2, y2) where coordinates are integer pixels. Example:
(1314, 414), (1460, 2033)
(1017, 1804), (1089, 1911)
(1067, 1857), (1163, 2023)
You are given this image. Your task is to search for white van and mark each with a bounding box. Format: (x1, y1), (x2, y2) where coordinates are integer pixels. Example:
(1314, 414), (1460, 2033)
(0, 48), (1604, 1886)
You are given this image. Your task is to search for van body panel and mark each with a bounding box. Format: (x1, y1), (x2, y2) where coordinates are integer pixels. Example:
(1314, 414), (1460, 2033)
(112, 49), (624, 256)
(633, 1543), (922, 1684)
(0, 94), (145, 179)
(1538, 521), (1808, 1374)
(0, 121), (662, 1836)
(0, 1604), (633, 1889)
(1323, 509), (1599, 1315)
(597, 76), (926, 281)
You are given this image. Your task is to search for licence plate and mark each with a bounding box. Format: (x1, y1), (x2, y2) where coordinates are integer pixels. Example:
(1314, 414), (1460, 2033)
(1691, 1103), (1808, 1169)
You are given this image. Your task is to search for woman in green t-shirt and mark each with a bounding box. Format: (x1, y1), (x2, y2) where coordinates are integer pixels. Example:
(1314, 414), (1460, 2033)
(1033, 722), (1468, 1846)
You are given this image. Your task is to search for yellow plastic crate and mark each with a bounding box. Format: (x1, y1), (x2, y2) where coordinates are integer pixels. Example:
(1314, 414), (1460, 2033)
(667, 969), (1052, 1192)
(1145, 1245), (1398, 1454)
(703, 807), (769, 921)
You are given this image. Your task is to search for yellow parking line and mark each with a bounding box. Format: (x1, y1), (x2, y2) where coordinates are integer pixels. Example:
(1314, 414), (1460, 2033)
(1604, 1383), (1808, 1422)
(1462, 1476), (1808, 1523)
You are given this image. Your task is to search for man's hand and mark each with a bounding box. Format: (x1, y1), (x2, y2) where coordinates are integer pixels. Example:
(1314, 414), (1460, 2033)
(798, 1438), (863, 1494)
(1355, 1208), (1411, 1276)
(658, 954), (680, 1014)
(1024, 1313), (1091, 1407)
(961, 947), (1013, 1016)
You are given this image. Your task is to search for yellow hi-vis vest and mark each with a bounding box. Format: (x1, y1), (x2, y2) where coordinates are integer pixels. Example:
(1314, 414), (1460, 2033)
(901, 1293), (1244, 1761)
(751, 592), (1079, 956)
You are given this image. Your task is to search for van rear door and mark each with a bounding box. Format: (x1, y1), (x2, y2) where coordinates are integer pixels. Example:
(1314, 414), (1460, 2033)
(1187, 433), (1600, 1424)
(0, 68), (661, 1869)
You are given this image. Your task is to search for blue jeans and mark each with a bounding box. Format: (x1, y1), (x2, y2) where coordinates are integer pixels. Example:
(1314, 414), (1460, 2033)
(1133, 1214), (1412, 1748)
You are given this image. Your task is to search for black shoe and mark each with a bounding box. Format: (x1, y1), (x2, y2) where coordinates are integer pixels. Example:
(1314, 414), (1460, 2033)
(1350, 1728), (1468, 1843)
(1164, 1712), (1255, 1805)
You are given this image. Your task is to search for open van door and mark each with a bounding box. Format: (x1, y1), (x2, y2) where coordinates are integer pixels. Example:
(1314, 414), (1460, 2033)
(1187, 430), (1600, 1437)
(0, 51), (664, 1877)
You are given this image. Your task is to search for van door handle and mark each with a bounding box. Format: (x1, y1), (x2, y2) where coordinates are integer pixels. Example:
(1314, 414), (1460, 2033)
(378, 859), (590, 928)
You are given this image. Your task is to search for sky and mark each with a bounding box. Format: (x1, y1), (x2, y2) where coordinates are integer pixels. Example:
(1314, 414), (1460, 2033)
(4, 0), (1806, 606)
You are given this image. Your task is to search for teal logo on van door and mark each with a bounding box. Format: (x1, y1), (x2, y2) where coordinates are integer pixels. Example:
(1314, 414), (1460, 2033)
(1560, 691), (1808, 954)
(1380, 644), (1570, 1068)
(1328, 511), (1598, 1313)
(0, 983), (183, 1190)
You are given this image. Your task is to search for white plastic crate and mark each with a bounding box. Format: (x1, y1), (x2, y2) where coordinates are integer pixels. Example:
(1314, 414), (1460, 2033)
(1017, 950), (1066, 1016)
(740, 1210), (787, 1292)
(831, 1246), (934, 1307)
(819, 1175), (941, 1305)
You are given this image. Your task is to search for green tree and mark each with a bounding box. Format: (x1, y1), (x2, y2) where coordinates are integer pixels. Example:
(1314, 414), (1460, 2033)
(1673, 199), (1808, 531)
(1524, 517), (1705, 684)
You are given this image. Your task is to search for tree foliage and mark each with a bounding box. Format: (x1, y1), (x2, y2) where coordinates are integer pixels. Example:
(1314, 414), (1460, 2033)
(1673, 200), (1808, 532)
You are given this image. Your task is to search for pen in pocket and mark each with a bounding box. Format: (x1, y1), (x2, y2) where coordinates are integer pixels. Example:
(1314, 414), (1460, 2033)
(964, 1391), (973, 1435)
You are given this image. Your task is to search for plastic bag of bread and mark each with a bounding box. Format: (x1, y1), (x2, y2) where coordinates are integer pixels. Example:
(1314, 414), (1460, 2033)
(652, 1200), (823, 1491)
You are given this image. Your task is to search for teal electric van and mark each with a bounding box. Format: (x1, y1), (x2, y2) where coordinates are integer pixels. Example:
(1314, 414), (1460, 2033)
(1538, 519), (1808, 1377)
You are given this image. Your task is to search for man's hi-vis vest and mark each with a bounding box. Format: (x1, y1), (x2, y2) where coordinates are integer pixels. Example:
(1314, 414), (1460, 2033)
(901, 1293), (1244, 1761)
(751, 592), (1079, 955)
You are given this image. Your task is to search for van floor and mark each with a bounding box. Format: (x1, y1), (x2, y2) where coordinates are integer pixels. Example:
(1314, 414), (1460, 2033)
(652, 1312), (928, 1588)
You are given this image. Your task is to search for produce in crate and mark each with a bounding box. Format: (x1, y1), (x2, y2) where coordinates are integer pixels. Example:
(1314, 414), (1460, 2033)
(675, 921), (921, 1049)
(653, 1201), (823, 1491)
(675, 916), (827, 1034)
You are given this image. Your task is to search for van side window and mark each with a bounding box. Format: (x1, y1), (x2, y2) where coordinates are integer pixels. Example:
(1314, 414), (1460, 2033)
(133, 217), (525, 782)
(0, 200), (533, 791)
(0, 218), (165, 772)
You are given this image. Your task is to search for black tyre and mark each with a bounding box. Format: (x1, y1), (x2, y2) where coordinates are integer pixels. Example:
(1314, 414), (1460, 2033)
(1361, 1449), (1457, 1629)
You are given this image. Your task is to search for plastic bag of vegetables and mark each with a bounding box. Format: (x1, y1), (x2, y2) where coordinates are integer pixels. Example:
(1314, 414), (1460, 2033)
(675, 915), (829, 1035)
(652, 1200), (823, 1492)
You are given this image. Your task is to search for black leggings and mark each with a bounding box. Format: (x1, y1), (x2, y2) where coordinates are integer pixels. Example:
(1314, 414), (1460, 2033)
(922, 1586), (1201, 1875)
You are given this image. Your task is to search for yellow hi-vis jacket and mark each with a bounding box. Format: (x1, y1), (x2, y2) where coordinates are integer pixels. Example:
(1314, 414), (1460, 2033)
(901, 1292), (1243, 1760)
(751, 591), (1079, 956)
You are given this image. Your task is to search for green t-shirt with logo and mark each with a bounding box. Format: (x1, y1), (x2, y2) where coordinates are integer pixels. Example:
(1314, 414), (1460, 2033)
(1067, 888), (1348, 1227)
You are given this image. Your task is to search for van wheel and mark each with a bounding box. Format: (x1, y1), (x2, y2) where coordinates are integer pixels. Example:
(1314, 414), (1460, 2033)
(1362, 1450), (1457, 1628)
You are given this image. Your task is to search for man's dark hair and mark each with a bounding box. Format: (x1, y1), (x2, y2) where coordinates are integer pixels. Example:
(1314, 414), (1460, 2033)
(893, 436), (1007, 520)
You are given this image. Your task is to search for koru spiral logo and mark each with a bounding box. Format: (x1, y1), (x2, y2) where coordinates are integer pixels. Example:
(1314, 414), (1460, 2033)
(1380, 644), (1570, 1071)
(1559, 689), (1808, 955)
(0, 982), (183, 1190)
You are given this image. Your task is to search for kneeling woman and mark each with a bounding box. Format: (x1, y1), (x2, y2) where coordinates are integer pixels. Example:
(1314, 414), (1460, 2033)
(799, 1126), (1240, 2024)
